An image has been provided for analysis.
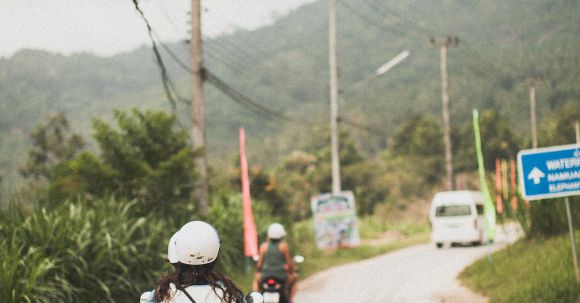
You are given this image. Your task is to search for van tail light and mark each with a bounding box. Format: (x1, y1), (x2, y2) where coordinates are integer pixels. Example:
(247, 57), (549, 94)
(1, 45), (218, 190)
(474, 219), (477, 228)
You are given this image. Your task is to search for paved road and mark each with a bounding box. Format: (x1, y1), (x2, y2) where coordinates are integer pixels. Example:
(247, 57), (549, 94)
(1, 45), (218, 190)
(296, 224), (522, 303)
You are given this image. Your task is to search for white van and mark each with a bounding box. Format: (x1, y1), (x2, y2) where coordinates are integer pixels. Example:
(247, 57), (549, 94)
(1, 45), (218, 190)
(429, 191), (486, 248)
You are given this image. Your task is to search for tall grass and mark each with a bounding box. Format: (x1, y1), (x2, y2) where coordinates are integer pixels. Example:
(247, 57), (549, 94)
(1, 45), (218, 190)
(0, 198), (170, 302)
(0, 194), (278, 302)
(460, 232), (580, 303)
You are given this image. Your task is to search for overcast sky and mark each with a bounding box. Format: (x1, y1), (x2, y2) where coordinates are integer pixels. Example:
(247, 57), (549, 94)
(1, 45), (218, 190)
(0, 0), (316, 58)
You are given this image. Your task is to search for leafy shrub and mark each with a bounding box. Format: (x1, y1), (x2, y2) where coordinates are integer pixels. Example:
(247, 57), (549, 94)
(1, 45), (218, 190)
(0, 192), (281, 302)
(461, 233), (580, 302)
(0, 198), (169, 302)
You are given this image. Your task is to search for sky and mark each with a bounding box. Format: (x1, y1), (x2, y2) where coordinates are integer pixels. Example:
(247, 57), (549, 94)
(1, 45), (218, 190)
(0, 0), (316, 58)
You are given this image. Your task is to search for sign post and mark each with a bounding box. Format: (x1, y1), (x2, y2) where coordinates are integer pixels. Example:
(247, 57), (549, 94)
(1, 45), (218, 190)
(518, 143), (580, 282)
(311, 191), (360, 250)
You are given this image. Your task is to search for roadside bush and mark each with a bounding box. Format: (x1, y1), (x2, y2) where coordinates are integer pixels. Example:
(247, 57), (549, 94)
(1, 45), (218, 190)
(0, 198), (169, 303)
(0, 192), (279, 303)
(528, 197), (580, 237)
(460, 233), (580, 303)
(526, 103), (580, 237)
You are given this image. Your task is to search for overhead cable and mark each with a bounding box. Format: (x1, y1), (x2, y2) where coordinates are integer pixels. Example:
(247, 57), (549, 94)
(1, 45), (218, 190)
(131, 0), (177, 110)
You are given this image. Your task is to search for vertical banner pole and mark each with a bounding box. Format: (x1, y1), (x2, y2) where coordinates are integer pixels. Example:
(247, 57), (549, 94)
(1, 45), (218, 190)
(473, 110), (496, 266)
(240, 128), (258, 265)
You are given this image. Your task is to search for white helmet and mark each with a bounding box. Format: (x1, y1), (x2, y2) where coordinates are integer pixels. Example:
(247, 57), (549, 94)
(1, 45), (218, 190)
(267, 223), (286, 240)
(171, 221), (221, 265)
(167, 231), (180, 264)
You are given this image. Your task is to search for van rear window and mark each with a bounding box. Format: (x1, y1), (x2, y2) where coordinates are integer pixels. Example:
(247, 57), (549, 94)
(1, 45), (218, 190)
(435, 205), (471, 217)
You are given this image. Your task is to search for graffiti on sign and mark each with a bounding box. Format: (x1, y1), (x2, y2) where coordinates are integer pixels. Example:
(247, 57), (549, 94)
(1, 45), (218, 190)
(311, 191), (360, 250)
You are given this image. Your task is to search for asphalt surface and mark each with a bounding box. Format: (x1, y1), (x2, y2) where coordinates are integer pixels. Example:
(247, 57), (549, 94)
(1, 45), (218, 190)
(296, 224), (522, 303)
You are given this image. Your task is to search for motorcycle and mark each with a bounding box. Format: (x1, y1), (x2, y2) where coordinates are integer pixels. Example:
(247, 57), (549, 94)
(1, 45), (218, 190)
(245, 292), (264, 303)
(261, 255), (304, 303)
(141, 290), (263, 303)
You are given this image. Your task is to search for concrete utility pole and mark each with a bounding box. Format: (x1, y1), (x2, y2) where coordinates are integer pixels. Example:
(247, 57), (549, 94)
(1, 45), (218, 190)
(574, 120), (580, 144)
(191, 0), (209, 217)
(431, 36), (459, 191)
(329, 0), (341, 195)
(527, 74), (543, 149)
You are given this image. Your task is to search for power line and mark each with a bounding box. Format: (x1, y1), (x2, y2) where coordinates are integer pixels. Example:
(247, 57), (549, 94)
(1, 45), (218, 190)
(203, 43), (266, 82)
(337, 0), (410, 37)
(205, 70), (296, 122)
(133, 3), (272, 124)
(130, 0), (177, 110)
(152, 4), (272, 82)
(205, 36), (319, 82)
(208, 37), (262, 64)
(156, 39), (312, 124)
(366, 1), (434, 38)
(204, 39), (259, 70)
(338, 116), (385, 136)
(169, 39), (306, 109)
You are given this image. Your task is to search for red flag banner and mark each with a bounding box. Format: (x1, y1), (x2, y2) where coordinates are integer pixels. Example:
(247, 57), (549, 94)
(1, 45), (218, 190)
(240, 128), (258, 257)
(495, 158), (504, 214)
(510, 158), (518, 210)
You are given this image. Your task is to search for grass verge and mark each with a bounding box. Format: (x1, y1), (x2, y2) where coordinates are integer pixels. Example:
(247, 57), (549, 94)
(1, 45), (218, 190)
(459, 231), (580, 303)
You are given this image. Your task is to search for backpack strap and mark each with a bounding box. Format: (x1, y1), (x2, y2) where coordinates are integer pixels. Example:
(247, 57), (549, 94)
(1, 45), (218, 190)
(179, 287), (197, 303)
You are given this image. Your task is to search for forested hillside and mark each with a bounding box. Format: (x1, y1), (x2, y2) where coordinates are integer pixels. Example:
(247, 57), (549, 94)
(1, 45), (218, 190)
(1, 0), (579, 195)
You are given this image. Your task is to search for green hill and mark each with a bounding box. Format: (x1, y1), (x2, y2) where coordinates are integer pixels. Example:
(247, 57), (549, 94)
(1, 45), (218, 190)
(1, 0), (579, 195)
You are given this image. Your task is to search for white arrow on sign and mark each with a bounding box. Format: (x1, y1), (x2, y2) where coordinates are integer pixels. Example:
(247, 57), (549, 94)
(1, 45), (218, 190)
(527, 167), (545, 184)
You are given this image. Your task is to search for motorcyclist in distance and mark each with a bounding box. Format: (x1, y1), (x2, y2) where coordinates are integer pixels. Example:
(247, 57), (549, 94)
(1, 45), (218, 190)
(252, 223), (297, 303)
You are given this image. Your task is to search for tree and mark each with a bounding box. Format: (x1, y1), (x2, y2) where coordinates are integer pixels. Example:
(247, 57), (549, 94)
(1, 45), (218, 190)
(454, 109), (521, 172)
(94, 109), (197, 213)
(388, 115), (444, 185)
(19, 112), (84, 180)
(541, 102), (580, 146)
(47, 109), (197, 215)
(528, 102), (580, 237)
(389, 115), (444, 159)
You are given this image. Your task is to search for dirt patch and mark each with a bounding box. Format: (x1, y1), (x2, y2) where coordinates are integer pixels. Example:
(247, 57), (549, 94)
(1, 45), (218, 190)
(362, 230), (406, 246)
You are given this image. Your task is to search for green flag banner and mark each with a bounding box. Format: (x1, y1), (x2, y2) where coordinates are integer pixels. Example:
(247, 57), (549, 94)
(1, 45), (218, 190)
(473, 110), (496, 240)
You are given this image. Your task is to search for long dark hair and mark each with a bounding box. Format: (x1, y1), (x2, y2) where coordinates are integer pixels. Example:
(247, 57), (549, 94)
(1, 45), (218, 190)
(154, 262), (243, 302)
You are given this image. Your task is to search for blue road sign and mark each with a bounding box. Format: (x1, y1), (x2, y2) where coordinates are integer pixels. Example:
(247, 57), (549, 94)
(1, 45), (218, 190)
(518, 144), (580, 200)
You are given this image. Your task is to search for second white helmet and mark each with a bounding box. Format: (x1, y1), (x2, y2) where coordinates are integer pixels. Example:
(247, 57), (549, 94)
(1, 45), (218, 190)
(267, 223), (286, 240)
(170, 221), (221, 265)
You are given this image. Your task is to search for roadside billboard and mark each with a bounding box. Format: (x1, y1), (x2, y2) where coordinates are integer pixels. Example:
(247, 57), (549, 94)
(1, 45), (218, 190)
(311, 191), (360, 250)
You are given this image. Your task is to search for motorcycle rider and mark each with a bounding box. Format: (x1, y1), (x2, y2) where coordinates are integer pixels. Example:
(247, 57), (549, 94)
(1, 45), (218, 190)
(252, 223), (297, 303)
(141, 221), (245, 303)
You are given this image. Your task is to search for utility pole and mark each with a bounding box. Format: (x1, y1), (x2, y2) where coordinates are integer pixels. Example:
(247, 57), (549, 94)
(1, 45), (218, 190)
(430, 36), (458, 191)
(574, 120), (580, 144)
(191, 0), (209, 217)
(527, 74), (543, 149)
(329, 0), (341, 195)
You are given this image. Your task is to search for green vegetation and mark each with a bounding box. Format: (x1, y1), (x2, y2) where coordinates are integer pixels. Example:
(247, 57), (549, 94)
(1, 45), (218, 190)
(1, 0), (580, 301)
(0, 194), (278, 302)
(2, 0), (580, 197)
(0, 198), (169, 302)
(460, 233), (580, 303)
